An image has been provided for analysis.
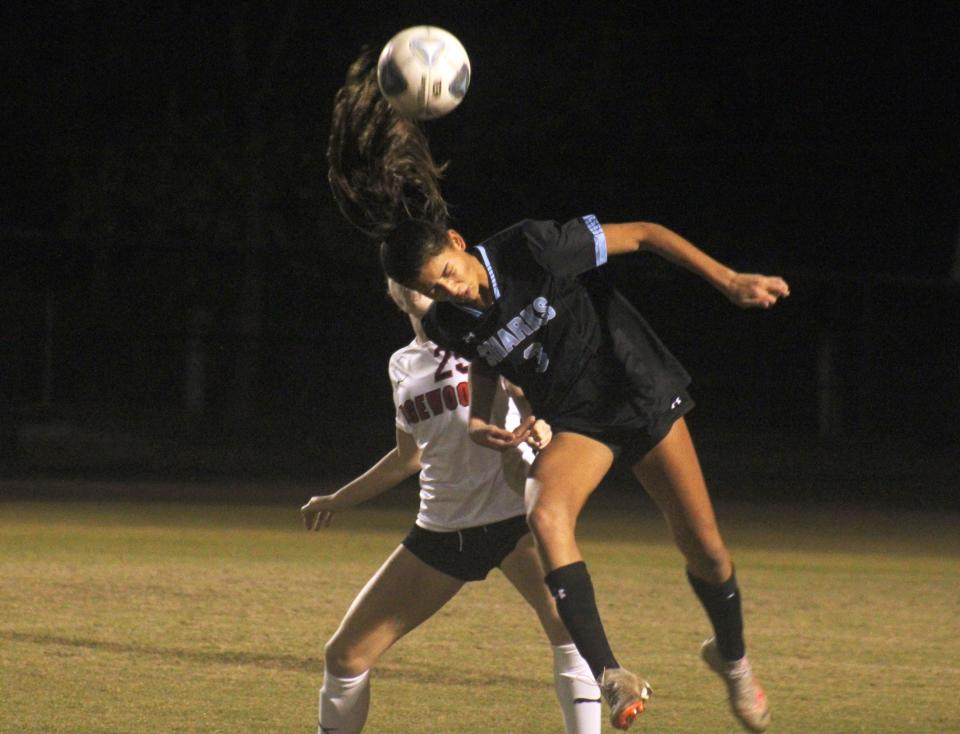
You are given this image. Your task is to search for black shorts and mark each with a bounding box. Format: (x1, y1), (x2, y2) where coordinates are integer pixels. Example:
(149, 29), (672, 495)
(401, 514), (529, 582)
(553, 389), (694, 467)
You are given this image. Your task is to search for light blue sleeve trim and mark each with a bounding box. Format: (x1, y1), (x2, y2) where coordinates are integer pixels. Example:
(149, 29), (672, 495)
(582, 214), (607, 266)
(474, 245), (501, 300)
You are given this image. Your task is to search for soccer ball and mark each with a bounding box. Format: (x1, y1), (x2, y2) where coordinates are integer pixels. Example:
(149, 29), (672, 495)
(377, 26), (471, 120)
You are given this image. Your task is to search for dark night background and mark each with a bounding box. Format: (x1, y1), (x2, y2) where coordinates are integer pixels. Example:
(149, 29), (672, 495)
(2, 2), (958, 507)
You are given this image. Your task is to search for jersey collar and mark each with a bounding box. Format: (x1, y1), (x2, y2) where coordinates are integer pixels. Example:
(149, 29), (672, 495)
(473, 245), (501, 300)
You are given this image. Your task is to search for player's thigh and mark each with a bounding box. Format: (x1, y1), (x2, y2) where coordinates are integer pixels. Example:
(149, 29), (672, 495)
(499, 533), (570, 646)
(328, 544), (464, 671)
(631, 418), (729, 571)
(527, 431), (615, 519)
(526, 432), (615, 568)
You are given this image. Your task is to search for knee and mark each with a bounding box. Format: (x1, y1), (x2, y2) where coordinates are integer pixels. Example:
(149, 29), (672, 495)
(324, 634), (370, 677)
(526, 502), (574, 546)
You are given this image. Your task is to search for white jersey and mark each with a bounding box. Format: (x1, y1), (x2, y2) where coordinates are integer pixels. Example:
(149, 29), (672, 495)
(390, 338), (530, 532)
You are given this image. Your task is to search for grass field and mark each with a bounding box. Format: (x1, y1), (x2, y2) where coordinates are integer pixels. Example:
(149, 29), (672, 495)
(1, 488), (958, 733)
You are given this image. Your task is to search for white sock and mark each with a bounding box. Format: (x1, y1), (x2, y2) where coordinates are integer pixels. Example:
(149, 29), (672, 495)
(319, 667), (370, 734)
(553, 643), (602, 734)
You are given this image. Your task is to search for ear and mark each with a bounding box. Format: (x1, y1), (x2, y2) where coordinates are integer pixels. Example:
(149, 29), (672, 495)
(447, 229), (468, 251)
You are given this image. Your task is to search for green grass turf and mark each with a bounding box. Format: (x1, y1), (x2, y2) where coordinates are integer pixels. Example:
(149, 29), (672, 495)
(1, 494), (958, 733)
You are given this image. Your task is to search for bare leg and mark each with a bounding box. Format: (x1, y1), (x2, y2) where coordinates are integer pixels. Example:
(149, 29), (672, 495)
(636, 419), (770, 730)
(499, 532), (570, 645)
(632, 416), (769, 732)
(325, 544), (464, 676)
(320, 544), (463, 733)
(524, 432), (615, 571)
(523, 431), (652, 731)
(632, 417), (732, 583)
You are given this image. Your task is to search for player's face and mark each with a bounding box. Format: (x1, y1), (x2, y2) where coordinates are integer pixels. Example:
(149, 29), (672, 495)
(411, 231), (486, 306)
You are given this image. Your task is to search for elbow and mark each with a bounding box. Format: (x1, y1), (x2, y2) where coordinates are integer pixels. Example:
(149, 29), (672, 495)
(631, 222), (660, 252)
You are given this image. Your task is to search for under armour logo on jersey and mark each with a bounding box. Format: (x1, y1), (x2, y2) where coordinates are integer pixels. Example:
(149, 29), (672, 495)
(463, 331), (476, 344)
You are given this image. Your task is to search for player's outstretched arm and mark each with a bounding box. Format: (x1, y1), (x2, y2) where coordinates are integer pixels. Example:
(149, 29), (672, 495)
(468, 361), (535, 451)
(601, 221), (791, 309)
(301, 428), (421, 531)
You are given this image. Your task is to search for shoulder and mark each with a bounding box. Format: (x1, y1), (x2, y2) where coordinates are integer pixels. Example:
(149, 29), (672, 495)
(473, 220), (567, 276)
(479, 219), (557, 251)
(489, 217), (598, 255)
(388, 339), (424, 384)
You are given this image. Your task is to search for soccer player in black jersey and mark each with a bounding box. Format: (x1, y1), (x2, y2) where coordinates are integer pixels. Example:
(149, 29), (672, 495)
(327, 50), (789, 732)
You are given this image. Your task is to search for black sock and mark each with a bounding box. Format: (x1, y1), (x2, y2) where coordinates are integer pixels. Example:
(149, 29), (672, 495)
(687, 568), (746, 661)
(545, 561), (618, 679)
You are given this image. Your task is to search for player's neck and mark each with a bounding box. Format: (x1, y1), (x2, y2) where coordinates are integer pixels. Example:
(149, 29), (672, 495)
(409, 313), (429, 343)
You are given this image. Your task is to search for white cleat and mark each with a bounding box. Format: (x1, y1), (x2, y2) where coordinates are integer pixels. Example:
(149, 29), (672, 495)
(701, 637), (771, 732)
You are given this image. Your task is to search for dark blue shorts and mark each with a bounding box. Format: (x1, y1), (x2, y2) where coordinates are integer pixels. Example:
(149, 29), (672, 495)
(552, 389), (694, 467)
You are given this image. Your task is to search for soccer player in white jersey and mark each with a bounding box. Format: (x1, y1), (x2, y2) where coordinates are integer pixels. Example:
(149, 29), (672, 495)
(301, 280), (601, 734)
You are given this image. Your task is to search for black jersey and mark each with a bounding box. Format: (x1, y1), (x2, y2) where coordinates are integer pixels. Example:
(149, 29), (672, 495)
(422, 215), (692, 434)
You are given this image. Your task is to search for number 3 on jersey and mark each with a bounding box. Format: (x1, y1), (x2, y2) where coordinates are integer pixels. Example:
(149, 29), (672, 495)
(434, 347), (468, 382)
(522, 341), (550, 373)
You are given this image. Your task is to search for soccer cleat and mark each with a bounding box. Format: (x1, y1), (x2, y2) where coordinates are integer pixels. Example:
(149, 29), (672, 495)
(598, 667), (652, 731)
(701, 637), (771, 733)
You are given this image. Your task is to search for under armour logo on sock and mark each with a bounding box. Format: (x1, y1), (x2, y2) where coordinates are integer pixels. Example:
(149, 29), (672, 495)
(554, 587), (567, 599)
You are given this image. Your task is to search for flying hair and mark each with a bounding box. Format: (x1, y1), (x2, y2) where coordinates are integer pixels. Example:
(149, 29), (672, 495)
(327, 48), (450, 241)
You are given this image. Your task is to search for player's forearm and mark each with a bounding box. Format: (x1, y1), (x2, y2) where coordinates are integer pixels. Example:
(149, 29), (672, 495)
(604, 221), (735, 294)
(332, 449), (418, 506)
(503, 380), (533, 421)
(468, 362), (501, 425)
(625, 222), (730, 291)
(637, 223), (735, 293)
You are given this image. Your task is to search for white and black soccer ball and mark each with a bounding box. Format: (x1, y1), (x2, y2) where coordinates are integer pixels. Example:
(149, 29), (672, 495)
(376, 26), (471, 120)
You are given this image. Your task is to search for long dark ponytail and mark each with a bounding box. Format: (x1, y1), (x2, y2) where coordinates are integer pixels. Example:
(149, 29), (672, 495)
(326, 49), (450, 248)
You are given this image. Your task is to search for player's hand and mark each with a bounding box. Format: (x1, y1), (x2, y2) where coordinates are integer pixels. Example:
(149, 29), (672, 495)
(725, 273), (790, 309)
(527, 419), (552, 451)
(468, 415), (536, 452)
(301, 495), (340, 531)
